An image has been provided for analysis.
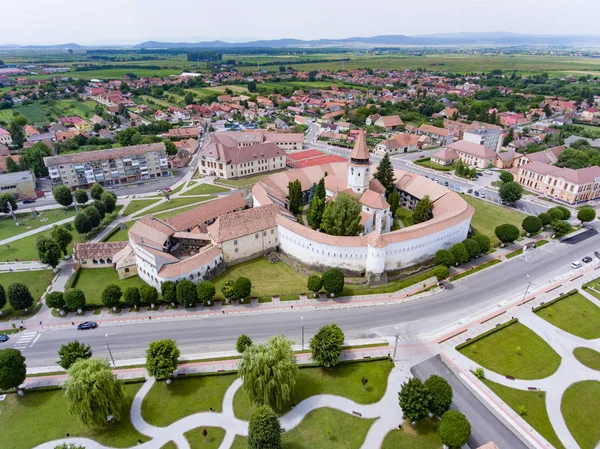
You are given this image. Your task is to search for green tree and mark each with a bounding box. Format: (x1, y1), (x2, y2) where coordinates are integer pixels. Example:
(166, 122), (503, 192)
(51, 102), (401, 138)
(8, 283), (33, 311)
(139, 285), (158, 305)
(413, 195), (434, 224)
(310, 323), (345, 367)
(123, 287), (141, 309)
(57, 340), (92, 370)
(35, 235), (61, 268)
(321, 192), (362, 236)
(556, 206), (571, 220)
(499, 181), (523, 204)
(101, 192), (116, 214)
(463, 238), (481, 260)
(233, 277), (252, 299)
(64, 358), (125, 426)
(74, 188), (88, 206)
(20, 142), (51, 176)
(248, 405), (282, 449)
(450, 243), (469, 264)
(74, 212), (92, 234)
(388, 190), (400, 215)
(522, 216), (542, 234)
(51, 225), (73, 257)
(238, 335), (298, 410)
(551, 219), (572, 236)
(287, 179), (302, 214)
(578, 207), (596, 224)
(221, 280), (235, 300)
(9, 121), (25, 148)
(433, 265), (449, 281)
(322, 268), (345, 295)
(0, 284), (5, 314)
(5, 157), (20, 173)
(499, 171), (514, 183)
(435, 249), (455, 267)
(90, 183), (105, 201)
(91, 200), (106, 218)
(83, 206), (101, 229)
(0, 348), (27, 391)
(438, 410), (471, 449)
(307, 275), (322, 294)
(0, 192), (17, 214)
(53, 185), (74, 208)
(538, 212), (552, 227)
(64, 288), (86, 311)
(196, 281), (216, 304)
(548, 207), (564, 221)
(176, 279), (197, 306)
(101, 284), (122, 309)
(236, 334), (253, 354)
(46, 291), (64, 310)
(398, 377), (431, 422)
(424, 375), (453, 417)
(307, 196), (325, 229)
(473, 234), (491, 253)
(145, 339), (180, 380)
(373, 152), (396, 194)
(495, 223), (520, 244)
(161, 281), (176, 304)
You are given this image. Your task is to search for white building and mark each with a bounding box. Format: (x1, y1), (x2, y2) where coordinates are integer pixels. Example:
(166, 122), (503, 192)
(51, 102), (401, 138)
(463, 128), (503, 153)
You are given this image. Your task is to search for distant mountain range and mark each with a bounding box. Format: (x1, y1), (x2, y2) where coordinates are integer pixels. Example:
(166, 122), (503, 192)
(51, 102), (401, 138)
(2, 32), (600, 50)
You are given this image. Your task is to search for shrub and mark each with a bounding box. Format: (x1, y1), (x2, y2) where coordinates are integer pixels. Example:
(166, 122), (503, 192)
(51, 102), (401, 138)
(474, 367), (485, 380)
(517, 405), (527, 416)
(495, 223), (520, 244)
(538, 212), (552, 226)
(473, 234), (491, 253)
(433, 265), (449, 281)
(439, 410), (471, 449)
(307, 275), (322, 294)
(551, 219), (572, 236)
(236, 334), (253, 354)
(196, 281), (216, 304)
(556, 206), (571, 220)
(522, 215), (542, 234)
(321, 269), (344, 295)
(248, 405), (282, 449)
(450, 243), (469, 265)
(548, 207), (564, 221)
(463, 238), (481, 260)
(499, 171), (514, 183)
(435, 249), (455, 267)
(424, 375), (453, 417)
(233, 277), (252, 299)
(578, 207), (596, 224)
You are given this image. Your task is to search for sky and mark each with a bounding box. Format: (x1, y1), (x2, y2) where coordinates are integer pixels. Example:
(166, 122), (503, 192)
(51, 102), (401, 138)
(2, 0), (600, 46)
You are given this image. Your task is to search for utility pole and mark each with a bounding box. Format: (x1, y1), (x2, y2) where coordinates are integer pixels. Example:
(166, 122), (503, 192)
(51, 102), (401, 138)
(520, 275), (532, 305)
(301, 316), (304, 350)
(105, 333), (116, 368)
(392, 326), (399, 360)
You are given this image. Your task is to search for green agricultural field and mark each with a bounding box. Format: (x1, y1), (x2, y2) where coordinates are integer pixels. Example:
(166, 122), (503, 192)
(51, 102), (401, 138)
(0, 270), (54, 320)
(573, 347), (600, 371)
(535, 292), (600, 339)
(482, 378), (564, 449)
(458, 321), (561, 379)
(462, 194), (527, 245)
(71, 268), (150, 306)
(382, 419), (443, 449)
(561, 381), (600, 449)
(0, 207), (77, 241)
(0, 104), (45, 125)
(0, 383), (149, 449)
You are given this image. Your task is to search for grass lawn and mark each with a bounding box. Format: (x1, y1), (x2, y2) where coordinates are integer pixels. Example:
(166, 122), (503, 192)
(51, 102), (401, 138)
(341, 268), (435, 297)
(535, 292), (600, 339)
(573, 347), (600, 371)
(582, 278), (600, 301)
(0, 383), (149, 449)
(215, 172), (282, 188)
(458, 321), (561, 379)
(414, 158), (454, 171)
(395, 207), (414, 227)
(0, 270), (54, 320)
(143, 196), (215, 215)
(122, 198), (161, 217)
(233, 359), (393, 421)
(0, 207), (77, 240)
(104, 226), (130, 242)
(561, 381), (600, 449)
(381, 418), (442, 449)
(462, 195), (526, 245)
(181, 184), (229, 196)
(213, 257), (309, 300)
(185, 427), (226, 449)
(141, 374), (237, 427)
(482, 378), (565, 449)
(72, 268), (150, 306)
(450, 259), (501, 281)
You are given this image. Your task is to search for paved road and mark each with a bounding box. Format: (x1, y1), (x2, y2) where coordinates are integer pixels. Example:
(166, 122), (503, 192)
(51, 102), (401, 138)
(411, 355), (527, 449)
(18, 230), (600, 367)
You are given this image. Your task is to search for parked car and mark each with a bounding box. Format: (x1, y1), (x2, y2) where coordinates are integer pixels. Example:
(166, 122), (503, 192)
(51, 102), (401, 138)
(165, 187), (172, 192)
(444, 181), (449, 187)
(476, 172), (483, 177)
(594, 251), (600, 259)
(571, 261), (583, 269)
(418, 153), (425, 158)
(467, 189), (473, 194)
(22, 198), (36, 204)
(0, 334), (9, 342)
(474, 191), (480, 197)
(480, 192), (486, 199)
(156, 190), (162, 195)
(583, 256), (593, 263)
(77, 321), (98, 330)
(500, 199), (507, 205)
(484, 170), (493, 175)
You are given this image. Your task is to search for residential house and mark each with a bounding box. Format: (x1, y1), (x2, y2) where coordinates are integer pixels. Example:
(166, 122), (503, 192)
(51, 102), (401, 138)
(582, 107), (600, 121)
(430, 148), (459, 166)
(374, 115), (403, 131)
(365, 114), (381, 125)
(375, 133), (419, 154)
(0, 127), (12, 146)
(447, 140), (497, 168)
(416, 124), (453, 147)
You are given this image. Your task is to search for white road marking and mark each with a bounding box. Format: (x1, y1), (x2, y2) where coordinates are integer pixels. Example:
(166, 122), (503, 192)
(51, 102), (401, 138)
(30, 334), (41, 347)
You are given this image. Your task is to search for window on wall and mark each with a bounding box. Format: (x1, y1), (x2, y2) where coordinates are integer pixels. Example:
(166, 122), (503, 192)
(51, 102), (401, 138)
(234, 240), (238, 245)
(235, 248), (238, 253)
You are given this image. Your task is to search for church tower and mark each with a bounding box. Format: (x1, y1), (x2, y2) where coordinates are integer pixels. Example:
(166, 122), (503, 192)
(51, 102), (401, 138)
(347, 130), (370, 194)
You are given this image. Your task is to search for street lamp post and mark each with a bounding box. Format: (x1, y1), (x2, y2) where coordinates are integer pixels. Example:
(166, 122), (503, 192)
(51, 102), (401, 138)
(105, 333), (116, 368)
(301, 316), (304, 351)
(392, 326), (400, 360)
(521, 275), (532, 305)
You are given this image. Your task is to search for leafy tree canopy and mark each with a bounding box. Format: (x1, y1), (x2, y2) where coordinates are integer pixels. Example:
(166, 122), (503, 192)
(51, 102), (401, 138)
(57, 340), (92, 370)
(145, 339), (180, 380)
(321, 192), (362, 236)
(310, 323), (345, 367)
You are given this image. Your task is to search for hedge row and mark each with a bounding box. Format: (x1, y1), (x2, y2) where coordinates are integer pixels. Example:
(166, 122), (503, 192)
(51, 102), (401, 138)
(455, 318), (518, 351)
(532, 289), (579, 313)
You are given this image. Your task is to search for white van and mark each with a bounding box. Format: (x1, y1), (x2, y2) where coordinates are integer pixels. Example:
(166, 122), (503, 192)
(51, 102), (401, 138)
(571, 261), (582, 269)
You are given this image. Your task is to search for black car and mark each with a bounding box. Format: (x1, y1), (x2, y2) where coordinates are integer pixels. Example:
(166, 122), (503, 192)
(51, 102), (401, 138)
(583, 256), (593, 263)
(23, 198), (36, 204)
(467, 189), (473, 194)
(444, 181), (449, 187)
(476, 172), (483, 177)
(77, 321), (98, 330)
(474, 191), (480, 197)
(0, 333), (9, 342)
(594, 251), (600, 259)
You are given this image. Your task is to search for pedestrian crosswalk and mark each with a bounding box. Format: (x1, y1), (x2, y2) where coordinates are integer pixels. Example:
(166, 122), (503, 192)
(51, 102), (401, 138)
(13, 330), (39, 350)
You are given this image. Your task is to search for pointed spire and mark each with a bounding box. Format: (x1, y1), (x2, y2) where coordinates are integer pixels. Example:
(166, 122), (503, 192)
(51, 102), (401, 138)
(350, 130), (370, 162)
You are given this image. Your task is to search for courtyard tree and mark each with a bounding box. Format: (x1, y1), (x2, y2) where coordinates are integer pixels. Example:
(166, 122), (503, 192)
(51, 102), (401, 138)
(83, 206), (101, 229)
(538, 212), (552, 227)
(64, 288), (86, 313)
(398, 377), (431, 423)
(161, 281), (176, 305)
(248, 405), (282, 449)
(176, 279), (197, 307)
(53, 185), (74, 208)
(450, 243), (469, 265)
(64, 358), (125, 426)
(499, 181), (523, 204)
(140, 285), (159, 306)
(45, 291), (65, 311)
(146, 339), (180, 380)
(388, 189), (400, 216)
(90, 183), (105, 201)
(57, 340), (92, 370)
(373, 152), (396, 194)
(310, 323), (345, 367)
(462, 238), (481, 260)
(307, 275), (322, 296)
(101, 284), (122, 309)
(307, 177), (326, 229)
(424, 374), (453, 417)
(196, 281), (216, 304)
(238, 335), (298, 410)
(74, 212), (92, 234)
(473, 234), (491, 253)
(236, 334), (253, 354)
(522, 215), (542, 235)
(578, 207), (596, 224)
(287, 179), (302, 214)
(233, 277), (252, 300)
(435, 249), (455, 267)
(74, 188), (89, 207)
(0, 192), (17, 216)
(551, 219), (572, 237)
(91, 200), (106, 218)
(8, 283), (34, 311)
(499, 171), (514, 183)
(321, 268), (345, 296)
(438, 410), (471, 449)
(321, 192), (362, 236)
(413, 195), (435, 224)
(35, 235), (62, 269)
(433, 265), (449, 281)
(51, 225), (73, 257)
(123, 287), (141, 309)
(101, 191), (117, 214)
(495, 223), (520, 245)
(0, 348), (27, 392)
(556, 206), (571, 220)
